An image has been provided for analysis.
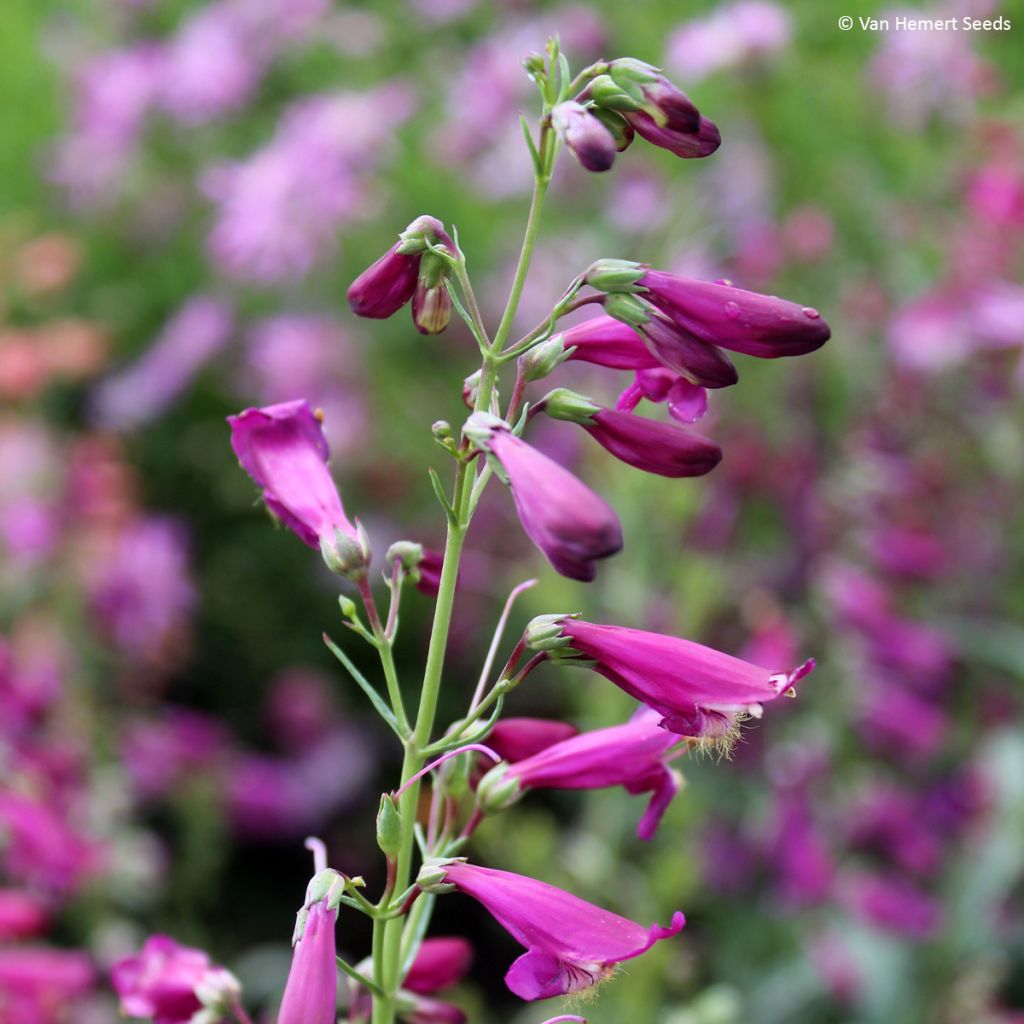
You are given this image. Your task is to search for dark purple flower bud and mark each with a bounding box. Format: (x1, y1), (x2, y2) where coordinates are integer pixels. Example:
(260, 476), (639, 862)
(541, 388), (722, 478)
(486, 718), (580, 763)
(551, 102), (617, 172)
(641, 271), (831, 357)
(347, 246), (420, 320)
(348, 216), (453, 320)
(591, 107), (635, 151)
(607, 58), (701, 133)
(464, 413), (623, 582)
(624, 111), (721, 159)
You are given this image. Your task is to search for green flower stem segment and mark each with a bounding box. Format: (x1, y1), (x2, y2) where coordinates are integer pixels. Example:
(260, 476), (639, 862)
(370, 117), (558, 1024)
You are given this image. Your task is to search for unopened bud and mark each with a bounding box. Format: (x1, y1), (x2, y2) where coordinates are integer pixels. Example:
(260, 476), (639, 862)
(338, 595), (358, 619)
(412, 283), (452, 334)
(397, 215), (452, 256)
(462, 370), (481, 409)
(539, 387), (600, 425)
(443, 748), (473, 799)
(376, 795), (402, 857)
(584, 259), (646, 293)
(587, 73), (645, 113)
(463, 410), (505, 449)
(476, 763), (523, 814)
(522, 52), (546, 77)
(386, 541), (424, 573)
(519, 336), (571, 383)
(551, 101), (616, 173)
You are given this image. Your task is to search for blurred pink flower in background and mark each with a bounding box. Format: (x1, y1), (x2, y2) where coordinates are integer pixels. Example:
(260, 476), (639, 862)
(666, 1), (791, 82)
(91, 296), (234, 430)
(203, 84), (416, 283)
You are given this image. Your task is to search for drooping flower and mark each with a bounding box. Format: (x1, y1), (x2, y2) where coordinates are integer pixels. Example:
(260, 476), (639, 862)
(278, 899), (338, 1024)
(640, 271), (831, 358)
(424, 862), (684, 1000)
(539, 618), (814, 740)
(479, 711), (683, 839)
(465, 413), (622, 582)
(348, 216), (455, 323)
(112, 935), (235, 1024)
(551, 101), (617, 172)
(556, 315), (662, 370)
(228, 400), (364, 570)
(540, 389), (722, 478)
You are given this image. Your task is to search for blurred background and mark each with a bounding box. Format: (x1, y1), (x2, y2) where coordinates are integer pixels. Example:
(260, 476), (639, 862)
(2, 0), (1024, 1021)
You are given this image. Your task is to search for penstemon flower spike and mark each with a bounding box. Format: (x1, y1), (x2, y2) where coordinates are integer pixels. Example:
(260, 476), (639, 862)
(213, 37), (828, 1024)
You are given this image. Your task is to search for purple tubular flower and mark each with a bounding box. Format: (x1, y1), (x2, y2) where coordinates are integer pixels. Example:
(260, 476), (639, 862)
(347, 246), (420, 318)
(641, 271), (831, 357)
(558, 316), (662, 370)
(607, 59), (702, 133)
(636, 309), (738, 388)
(486, 718), (579, 763)
(557, 619), (815, 739)
(500, 712), (682, 839)
(438, 862), (684, 1000)
(625, 111), (721, 158)
(348, 215), (454, 321)
(551, 101), (617, 172)
(583, 408), (722, 478)
(404, 937), (473, 994)
(227, 400), (355, 549)
(278, 901), (338, 1024)
(466, 413), (623, 582)
(111, 935), (214, 1024)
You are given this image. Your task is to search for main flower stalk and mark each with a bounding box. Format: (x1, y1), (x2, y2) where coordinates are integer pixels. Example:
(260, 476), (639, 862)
(371, 123), (556, 1024)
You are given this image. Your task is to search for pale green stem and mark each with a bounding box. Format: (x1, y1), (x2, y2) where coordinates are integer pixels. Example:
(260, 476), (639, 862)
(369, 120), (556, 1024)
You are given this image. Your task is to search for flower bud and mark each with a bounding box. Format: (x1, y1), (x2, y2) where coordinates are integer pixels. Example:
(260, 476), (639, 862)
(538, 388), (600, 426)
(413, 283), (453, 334)
(586, 74), (646, 114)
(519, 336), (571, 383)
(462, 370), (481, 409)
(522, 52), (546, 77)
(551, 102), (617, 173)
(608, 58), (700, 133)
(584, 259), (646, 293)
(338, 595), (358, 619)
(476, 763), (523, 814)
(397, 215), (454, 257)
(195, 967), (242, 1013)
(386, 540), (424, 574)
(376, 794), (402, 857)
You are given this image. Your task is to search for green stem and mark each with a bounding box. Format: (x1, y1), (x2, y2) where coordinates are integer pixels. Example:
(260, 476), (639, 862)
(370, 119), (556, 1024)
(359, 577), (410, 736)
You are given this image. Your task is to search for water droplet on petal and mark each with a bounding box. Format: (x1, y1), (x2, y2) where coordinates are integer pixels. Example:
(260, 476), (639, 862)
(802, 306), (820, 319)
(724, 301), (741, 320)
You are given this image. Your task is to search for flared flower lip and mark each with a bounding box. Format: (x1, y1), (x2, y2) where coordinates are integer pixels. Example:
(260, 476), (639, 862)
(227, 399), (328, 486)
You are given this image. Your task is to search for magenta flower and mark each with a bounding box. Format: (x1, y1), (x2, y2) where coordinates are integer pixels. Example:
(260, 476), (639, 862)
(228, 400), (360, 559)
(626, 111), (721, 158)
(278, 900), (338, 1024)
(405, 937), (473, 994)
(112, 935), (218, 1024)
(592, 407), (720, 478)
(0, 889), (49, 941)
(550, 618), (815, 739)
(433, 862), (684, 1000)
(484, 711), (683, 839)
(348, 216), (454, 321)
(628, 307), (738, 387)
(844, 872), (942, 941)
(0, 947), (95, 1024)
(465, 413), (623, 582)
(557, 315), (661, 370)
(551, 101), (617, 172)
(486, 718), (579, 763)
(616, 368), (709, 424)
(640, 271), (831, 358)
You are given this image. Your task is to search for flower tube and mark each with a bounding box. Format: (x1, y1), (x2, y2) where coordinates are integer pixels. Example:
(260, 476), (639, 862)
(465, 413), (622, 582)
(421, 862), (684, 1001)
